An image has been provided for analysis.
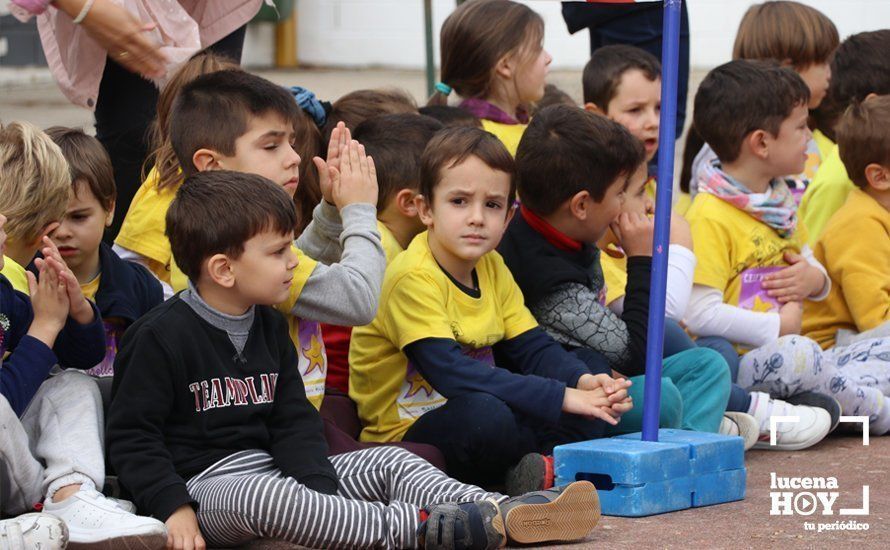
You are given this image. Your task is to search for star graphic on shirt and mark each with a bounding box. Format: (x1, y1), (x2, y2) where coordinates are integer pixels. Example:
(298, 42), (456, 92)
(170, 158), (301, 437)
(751, 295), (777, 313)
(301, 333), (325, 377)
(404, 372), (435, 398)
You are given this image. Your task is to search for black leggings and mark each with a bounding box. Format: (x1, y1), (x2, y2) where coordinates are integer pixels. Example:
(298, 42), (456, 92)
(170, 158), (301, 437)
(95, 25), (248, 242)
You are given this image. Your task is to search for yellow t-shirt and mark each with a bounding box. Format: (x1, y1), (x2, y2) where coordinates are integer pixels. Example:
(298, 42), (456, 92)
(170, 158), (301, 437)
(798, 144), (855, 246)
(114, 167), (189, 292)
(812, 129), (834, 165)
(80, 275), (100, 301)
(803, 189), (890, 349)
(1, 257), (29, 295)
(480, 119), (527, 157)
(274, 247), (328, 410)
(349, 232), (539, 442)
(687, 193), (808, 312)
(600, 252), (628, 307)
(377, 221), (405, 264)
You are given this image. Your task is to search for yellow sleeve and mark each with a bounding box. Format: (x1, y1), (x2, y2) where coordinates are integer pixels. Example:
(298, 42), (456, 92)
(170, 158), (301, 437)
(275, 247), (319, 314)
(690, 215), (733, 293)
(799, 147), (855, 245)
(382, 272), (456, 349)
(825, 219), (890, 332)
(490, 254), (539, 339)
(600, 253), (628, 306)
(114, 169), (179, 266)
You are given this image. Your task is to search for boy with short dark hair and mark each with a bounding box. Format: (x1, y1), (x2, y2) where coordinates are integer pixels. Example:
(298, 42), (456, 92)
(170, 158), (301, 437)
(163, 70), (387, 411)
(349, 126), (632, 492)
(687, 60), (890, 437)
(108, 170), (601, 549)
(499, 105), (731, 439)
(804, 95), (890, 348)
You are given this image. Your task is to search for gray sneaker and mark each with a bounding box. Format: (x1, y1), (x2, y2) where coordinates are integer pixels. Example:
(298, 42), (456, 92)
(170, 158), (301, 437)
(498, 480), (601, 546)
(0, 512), (68, 550)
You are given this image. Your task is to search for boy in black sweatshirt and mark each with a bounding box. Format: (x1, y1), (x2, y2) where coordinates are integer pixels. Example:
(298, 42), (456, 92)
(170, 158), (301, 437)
(107, 169), (602, 550)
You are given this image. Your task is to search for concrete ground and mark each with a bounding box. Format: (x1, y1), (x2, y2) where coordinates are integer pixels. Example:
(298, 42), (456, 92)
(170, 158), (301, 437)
(2, 67), (887, 549)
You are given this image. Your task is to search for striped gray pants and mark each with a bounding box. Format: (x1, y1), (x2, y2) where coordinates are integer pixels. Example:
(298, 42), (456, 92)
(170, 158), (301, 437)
(185, 446), (503, 548)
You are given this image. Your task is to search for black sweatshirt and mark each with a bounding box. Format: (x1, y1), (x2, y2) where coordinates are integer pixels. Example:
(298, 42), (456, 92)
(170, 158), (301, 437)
(107, 296), (336, 521)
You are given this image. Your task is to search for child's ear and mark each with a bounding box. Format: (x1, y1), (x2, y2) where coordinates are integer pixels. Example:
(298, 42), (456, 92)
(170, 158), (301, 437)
(746, 129), (770, 160)
(865, 163), (890, 191)
(206, 254), (235, 288)
(192, 148), (223, 173)
(104, 201), (116, 227)
(395, 189), (419, 218)
(495, 54), (514, 82)
(414, 194), (434, 227)
(505, 202), (517, 224)
(569, 190), (592, 220)
(583, 102), (604, 115)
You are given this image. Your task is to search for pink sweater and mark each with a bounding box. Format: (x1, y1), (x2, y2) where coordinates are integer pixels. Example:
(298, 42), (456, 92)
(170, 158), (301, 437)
(10, 0), (264, 109)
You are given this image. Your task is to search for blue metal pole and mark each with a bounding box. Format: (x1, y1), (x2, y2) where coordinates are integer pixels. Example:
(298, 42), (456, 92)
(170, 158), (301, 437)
(641, 0), (682, 442)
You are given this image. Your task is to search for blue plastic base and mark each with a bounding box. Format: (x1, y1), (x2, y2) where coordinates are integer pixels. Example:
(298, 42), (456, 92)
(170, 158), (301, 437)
(553, 429), (746, 517)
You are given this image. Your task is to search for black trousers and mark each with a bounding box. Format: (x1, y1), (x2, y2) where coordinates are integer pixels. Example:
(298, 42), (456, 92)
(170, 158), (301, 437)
(94, 25), (248, 242)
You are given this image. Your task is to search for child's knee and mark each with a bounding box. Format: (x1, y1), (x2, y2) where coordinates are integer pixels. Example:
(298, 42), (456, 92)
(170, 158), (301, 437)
(449, 393), (520, 443)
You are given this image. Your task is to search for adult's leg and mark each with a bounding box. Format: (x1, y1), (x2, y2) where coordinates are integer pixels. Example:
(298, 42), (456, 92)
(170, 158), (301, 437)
(0, 396), (45, 516)
(403, 393), (537, 487)
(19, 370), (105, 500)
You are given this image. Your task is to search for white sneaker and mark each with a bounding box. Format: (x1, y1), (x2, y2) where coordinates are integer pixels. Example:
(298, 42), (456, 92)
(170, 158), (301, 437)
(0, 512), (68, 550)
(719, 412), (759, 451)
(748, 391), (832, 451)
(42, 488), (167, 548)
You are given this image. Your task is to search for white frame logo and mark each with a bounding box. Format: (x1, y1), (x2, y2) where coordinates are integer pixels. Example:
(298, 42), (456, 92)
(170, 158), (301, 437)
(768, 416), (870, 533)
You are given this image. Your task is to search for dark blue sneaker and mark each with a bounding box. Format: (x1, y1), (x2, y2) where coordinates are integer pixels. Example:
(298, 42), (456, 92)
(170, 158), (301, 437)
(417, 498), (505, 550)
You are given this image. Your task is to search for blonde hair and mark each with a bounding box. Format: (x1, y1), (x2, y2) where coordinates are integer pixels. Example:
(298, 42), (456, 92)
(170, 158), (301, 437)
(428, 0), (544, 106)
(0, 121), (71, 244)
(144, 52), (241, 190)
(733, 1), (838, 68)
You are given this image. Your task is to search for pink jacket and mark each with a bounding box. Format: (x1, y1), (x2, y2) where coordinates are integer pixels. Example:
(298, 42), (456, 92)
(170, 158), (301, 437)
(11, 0), (264, 109)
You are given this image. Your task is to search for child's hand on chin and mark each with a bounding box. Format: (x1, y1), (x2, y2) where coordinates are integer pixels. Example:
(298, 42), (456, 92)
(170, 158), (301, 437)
(165, 505), (206, 550)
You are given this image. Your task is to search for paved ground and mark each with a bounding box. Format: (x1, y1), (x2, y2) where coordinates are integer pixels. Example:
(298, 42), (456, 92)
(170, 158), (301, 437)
(3, 67), (886, 549)
(235, 433), (888, 550)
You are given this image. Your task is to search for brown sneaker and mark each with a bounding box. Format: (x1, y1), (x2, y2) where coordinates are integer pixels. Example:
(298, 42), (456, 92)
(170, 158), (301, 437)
(498, 480), (601, 545)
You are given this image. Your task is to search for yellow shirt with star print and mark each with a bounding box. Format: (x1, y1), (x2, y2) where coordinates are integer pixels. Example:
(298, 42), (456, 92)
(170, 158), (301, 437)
(348, 231), (539, 443)
(275, 246), (329, 409)
(686, 192), (809, 312)
(114, 167), (190, 292)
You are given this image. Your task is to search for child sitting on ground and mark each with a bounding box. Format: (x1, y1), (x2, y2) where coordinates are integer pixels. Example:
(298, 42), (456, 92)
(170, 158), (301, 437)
(686, 60), (890, 437)
(498, 105), (731, 441)
(429, 0), (551, 155)
(686, 1), (838, 201)
(322, 113), (444, 397)
(804, 96), (890, 353)
(0, 122), (165, 548)
(349, 126), (632, 493)
(43, 127), (162, 403)
(799, 30), (890, 243)
(108, 170), (602, 550)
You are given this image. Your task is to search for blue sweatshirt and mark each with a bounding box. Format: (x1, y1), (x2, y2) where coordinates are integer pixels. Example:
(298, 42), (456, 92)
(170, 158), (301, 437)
(0, 275), (106, 416)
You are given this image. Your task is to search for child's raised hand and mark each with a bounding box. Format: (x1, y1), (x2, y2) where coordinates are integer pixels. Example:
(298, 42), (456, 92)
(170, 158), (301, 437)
(41, 236), (95, 325)
(761, 251), (826, 303)
(669, 213), (693, 251)
(26, 258), (70, 347)
(312, 122), (351, 205)
(331, 140), (378, 210)
(165, 505), (205, 550)
(778, 301), (803, 336)
(610, 212), (654, 257)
